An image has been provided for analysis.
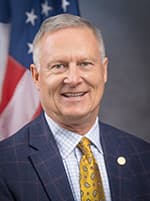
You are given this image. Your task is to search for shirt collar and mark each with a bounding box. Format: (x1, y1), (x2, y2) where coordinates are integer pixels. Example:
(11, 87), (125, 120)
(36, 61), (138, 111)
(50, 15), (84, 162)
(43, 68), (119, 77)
(44, 113), (103, 159)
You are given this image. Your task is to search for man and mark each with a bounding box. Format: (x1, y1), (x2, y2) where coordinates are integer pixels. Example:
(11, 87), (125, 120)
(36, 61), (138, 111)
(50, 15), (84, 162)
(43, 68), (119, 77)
(0, 14), (150, 201)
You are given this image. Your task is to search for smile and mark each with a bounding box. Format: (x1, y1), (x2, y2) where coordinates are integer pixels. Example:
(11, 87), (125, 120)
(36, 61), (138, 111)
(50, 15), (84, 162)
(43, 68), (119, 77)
(62, 92), (87, 98)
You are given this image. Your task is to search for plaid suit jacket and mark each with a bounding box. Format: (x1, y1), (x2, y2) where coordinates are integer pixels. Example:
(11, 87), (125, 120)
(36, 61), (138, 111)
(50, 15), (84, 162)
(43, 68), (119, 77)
(0, 112), (150, 201)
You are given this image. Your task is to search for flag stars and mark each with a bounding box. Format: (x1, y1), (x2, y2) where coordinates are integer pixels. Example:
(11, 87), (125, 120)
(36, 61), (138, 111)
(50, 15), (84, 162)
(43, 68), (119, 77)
(27, 43), (33, 54)
(62, 0), (70, 12)
(25, 9), (38, 26)
(41, 1), (53, 17)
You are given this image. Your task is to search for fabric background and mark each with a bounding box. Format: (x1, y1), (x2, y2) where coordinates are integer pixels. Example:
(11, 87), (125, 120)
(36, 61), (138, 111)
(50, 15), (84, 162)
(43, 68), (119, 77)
(79, 0), (150, 142)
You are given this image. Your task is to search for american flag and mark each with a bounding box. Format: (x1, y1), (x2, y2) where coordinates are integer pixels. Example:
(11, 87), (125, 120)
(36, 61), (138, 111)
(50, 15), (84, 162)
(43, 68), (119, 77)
(0, 0), (79, 141)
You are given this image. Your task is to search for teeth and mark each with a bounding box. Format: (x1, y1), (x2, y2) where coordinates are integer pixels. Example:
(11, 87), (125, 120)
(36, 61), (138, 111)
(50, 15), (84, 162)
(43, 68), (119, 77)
(63, 92), (85, 97)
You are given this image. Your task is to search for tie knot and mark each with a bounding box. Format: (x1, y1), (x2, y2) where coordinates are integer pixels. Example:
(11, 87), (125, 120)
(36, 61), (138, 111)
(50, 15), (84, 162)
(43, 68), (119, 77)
(78, 137), (92, 155)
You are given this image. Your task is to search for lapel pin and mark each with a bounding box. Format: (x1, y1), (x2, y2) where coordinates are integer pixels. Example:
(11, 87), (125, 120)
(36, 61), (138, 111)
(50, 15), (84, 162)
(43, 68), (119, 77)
(117, 156), (126, 166)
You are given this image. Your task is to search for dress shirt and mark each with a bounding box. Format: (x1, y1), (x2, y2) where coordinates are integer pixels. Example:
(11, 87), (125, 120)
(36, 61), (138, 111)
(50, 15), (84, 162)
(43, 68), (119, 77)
(45, 113), (112, 201)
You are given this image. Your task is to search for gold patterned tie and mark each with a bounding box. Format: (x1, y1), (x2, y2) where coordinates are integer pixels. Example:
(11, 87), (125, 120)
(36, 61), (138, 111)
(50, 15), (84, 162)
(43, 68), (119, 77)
(78, 137), (105, 201)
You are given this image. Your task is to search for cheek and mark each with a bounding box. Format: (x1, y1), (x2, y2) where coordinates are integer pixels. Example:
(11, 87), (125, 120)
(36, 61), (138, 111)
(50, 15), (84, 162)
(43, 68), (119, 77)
(91, 72), (106, 99)
(89, 68), (105, 88)
(39, 74), (63, 100)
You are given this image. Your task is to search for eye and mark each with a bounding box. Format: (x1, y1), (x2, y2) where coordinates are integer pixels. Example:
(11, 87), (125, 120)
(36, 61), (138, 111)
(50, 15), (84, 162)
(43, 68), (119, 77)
(79, 61), (93, 68)
(52, 64), (65, 69)
(48, 63), (68, 73)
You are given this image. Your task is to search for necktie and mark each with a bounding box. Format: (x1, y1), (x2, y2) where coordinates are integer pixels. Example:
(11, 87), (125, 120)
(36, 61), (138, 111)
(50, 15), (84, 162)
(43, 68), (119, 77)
(78, 137), (105, 201)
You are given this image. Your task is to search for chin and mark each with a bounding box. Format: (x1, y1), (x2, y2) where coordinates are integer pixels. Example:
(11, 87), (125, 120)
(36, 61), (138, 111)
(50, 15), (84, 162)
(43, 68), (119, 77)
(61, 112), (89, 122)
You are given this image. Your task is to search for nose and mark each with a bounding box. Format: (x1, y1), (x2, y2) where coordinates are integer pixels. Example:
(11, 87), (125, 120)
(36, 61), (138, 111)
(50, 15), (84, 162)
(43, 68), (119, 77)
(64, 64), (82, 86)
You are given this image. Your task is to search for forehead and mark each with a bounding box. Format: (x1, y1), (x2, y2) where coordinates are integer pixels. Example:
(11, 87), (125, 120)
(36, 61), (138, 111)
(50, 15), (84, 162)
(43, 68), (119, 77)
(36, 27), (101, 64)
(40, 26), (97, 43)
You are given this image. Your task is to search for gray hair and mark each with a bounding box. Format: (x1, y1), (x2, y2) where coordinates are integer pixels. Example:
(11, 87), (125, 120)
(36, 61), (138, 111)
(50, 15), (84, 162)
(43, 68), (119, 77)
(32, 14), (106, 68)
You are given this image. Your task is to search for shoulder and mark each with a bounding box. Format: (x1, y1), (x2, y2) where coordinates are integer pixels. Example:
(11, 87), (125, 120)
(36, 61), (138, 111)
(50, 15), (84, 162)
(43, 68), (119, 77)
(0, 113), (44, 152)
(99, 122), (150, 175)
(99, 121), (150, 152)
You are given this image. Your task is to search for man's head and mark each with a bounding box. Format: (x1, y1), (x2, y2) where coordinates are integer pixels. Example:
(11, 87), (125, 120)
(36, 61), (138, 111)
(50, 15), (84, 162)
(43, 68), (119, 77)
(32, 14), (106, 69)
(30, 14), (108, 134)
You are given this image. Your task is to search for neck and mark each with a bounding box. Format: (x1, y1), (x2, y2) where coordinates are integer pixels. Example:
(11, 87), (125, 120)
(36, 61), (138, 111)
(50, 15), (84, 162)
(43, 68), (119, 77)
(46, 113), (98, 135)
(59, 119), (97, 135)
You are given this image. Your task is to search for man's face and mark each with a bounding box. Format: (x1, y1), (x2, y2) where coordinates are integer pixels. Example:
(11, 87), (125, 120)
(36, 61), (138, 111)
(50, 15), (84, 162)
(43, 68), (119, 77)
(31, 27), (108, 129)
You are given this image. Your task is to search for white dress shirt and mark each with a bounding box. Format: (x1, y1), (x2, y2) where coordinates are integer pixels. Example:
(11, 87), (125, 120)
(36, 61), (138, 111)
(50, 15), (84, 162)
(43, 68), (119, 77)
(45, 113), (112, 201)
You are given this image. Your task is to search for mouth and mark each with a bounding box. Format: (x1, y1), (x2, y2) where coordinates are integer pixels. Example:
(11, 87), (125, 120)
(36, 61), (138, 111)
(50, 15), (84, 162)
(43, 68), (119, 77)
(61, 92), (87, 98)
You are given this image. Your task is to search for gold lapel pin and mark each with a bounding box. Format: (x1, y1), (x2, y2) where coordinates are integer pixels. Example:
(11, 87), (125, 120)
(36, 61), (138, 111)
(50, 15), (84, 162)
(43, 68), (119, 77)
(117, 156), (126, 166)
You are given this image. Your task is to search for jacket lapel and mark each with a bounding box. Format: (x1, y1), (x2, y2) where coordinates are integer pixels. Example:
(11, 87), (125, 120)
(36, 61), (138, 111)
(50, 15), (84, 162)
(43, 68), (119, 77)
(28, 113), (74, 201)
(100, 122), (133, 201)
(27, 114), (134, 201)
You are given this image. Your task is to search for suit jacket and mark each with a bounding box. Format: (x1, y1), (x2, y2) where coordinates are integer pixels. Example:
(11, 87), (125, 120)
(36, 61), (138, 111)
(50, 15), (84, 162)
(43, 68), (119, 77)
(0, 112), (150, 201)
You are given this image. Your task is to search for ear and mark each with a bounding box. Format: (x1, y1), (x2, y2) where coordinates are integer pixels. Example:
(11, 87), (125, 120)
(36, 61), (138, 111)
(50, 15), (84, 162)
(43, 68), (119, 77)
(103, 57), (108, 83)
(30, 64), (40, 90)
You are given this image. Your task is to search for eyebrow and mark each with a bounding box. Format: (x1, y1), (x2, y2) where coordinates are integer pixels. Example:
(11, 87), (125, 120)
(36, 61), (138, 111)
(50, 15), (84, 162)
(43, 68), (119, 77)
(47, 56), (97, 64)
